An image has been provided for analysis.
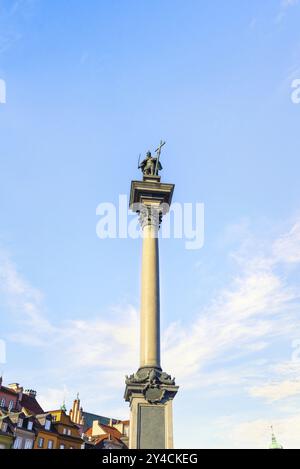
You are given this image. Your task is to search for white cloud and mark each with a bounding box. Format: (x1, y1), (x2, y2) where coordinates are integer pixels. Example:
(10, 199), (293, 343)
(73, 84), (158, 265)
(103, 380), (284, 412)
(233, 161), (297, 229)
(164, 263), (298, 385)
(0, 79), (6, 104)
(250, 380), (300, 401)
(38, 386), (69, 411)
(281, 0), (299, 7)
(217, 414), (300, 449)
(276, 0), (299, 23)
(0, 250), (54, 344)
(273, 222), (300, 263)
(1, 217), (300, 441)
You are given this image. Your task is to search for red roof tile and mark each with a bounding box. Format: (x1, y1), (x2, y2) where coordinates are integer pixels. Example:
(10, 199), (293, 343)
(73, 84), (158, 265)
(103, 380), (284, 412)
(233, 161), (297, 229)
(0, 386), (19, 396)
(100, 424), (122, 439)
(85, 427), (93, 437)
(20, 393), (44, 415)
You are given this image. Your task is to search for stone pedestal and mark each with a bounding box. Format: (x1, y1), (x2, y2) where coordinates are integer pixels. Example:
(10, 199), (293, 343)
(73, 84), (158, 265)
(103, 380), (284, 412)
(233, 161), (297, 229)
(125, 378), (178, 449)
(125, 176), (178, 449)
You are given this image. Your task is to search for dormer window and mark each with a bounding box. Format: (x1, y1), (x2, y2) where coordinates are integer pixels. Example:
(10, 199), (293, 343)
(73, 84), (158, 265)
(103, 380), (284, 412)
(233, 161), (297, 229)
(45, 419), (51, 431)
(27, 421), (33, 431)
(1, 422), (8, 432)
(17, 418), (23, 428)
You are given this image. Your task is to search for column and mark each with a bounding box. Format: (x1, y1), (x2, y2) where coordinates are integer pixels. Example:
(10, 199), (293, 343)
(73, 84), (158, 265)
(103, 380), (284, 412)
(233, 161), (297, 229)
(139, 204), (161, 370)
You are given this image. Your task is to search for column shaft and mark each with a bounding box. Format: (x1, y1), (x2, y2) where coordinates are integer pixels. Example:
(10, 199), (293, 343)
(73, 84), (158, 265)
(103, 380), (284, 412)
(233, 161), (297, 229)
(140, 222), (161, 369)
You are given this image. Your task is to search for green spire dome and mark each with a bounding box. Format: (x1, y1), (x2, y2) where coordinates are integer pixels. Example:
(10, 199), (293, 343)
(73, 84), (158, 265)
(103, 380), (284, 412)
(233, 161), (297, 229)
(269, 426), (283, 449)
(60, 400), (67, 412)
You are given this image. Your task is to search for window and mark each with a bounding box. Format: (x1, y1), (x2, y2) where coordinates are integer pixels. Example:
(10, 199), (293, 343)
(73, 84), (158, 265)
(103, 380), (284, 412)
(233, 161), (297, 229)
(47, 440), (54, 449)
(63, 428), (67, 435)
(37, 437), (44, 448)
(27, 421), (33, 431)
(45, 419), (51, 431)
(17, 418), (23, 428)
(67, 429), (71, 436)
(0, 398), (5, 408)
(59, 444), (65, 449)
(1, 422), (8, 432)
(8, 400), (14, 411)
(13, 437), (23, 449)
(24, 439), (33, 449)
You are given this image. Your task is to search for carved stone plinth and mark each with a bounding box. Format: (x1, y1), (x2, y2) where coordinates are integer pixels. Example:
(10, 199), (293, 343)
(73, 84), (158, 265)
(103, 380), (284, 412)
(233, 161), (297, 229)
(124, 368), (178, 449)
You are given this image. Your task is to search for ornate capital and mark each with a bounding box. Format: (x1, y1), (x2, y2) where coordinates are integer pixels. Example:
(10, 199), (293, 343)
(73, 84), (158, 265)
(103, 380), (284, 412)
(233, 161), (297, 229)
(124, 367), (178, 404)
(138, 205), (162, 230)
(125, 367), (176, 387)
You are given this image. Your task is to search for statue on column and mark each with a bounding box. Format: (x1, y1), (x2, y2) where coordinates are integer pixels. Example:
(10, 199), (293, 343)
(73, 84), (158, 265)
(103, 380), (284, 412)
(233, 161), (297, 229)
(138, 141), (165, 176)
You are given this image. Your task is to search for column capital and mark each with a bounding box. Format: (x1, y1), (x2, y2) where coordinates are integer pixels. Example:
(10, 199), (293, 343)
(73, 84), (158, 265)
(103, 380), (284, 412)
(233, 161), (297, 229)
(138, 204), (162, 230)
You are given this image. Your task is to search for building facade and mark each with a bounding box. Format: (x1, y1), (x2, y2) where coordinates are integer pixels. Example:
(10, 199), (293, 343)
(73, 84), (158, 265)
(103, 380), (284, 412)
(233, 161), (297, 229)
(49, 409), (84, 449)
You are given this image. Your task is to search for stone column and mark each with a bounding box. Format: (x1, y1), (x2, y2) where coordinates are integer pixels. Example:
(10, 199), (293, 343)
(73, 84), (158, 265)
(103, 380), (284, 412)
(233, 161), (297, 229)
(125, 178), (178, 449)
(139, 205), (161, 370)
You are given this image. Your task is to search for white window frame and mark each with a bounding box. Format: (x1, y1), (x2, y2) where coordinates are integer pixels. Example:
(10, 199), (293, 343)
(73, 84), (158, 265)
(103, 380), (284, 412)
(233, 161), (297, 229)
(59, 444), (65, 449)
(63, 428), (67, 435)
(67, 429), (71, 436)
(47, 440), (54, 449)
(13, 436), (23, 449)
(45, 419), (51, 431)
(37, 437), (44, 448)
(0, 398), (5, 408)
(27, 421), (33, 431)
(24, 439), (33, 449)
(8, 400), (14, 411)
(17, 418), (23, 428)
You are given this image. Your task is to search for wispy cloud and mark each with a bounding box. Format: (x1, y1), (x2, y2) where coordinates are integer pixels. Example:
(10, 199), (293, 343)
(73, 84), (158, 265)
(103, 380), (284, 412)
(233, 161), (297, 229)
(164, 219), (300, 391)
(0, 250), (54, 345)
(276, 0), (299, 23)
(216, 414), (300, 449)
(0, 0), (37, 55)
(1, 217), (300, 439)
(250, 379), (300, 401)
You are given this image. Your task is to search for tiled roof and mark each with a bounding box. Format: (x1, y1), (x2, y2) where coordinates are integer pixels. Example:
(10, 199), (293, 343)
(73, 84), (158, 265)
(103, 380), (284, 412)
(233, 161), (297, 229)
(84, 427), (93, 437)
(100, 424), (122, 440)
(0, 386), (18, 396)
(94, 434), (108, 445)
(20, 393), (44, 415)
(82, 412), (122, 430)
(84, 424), (124, 445)
(1, 383), (44, 416)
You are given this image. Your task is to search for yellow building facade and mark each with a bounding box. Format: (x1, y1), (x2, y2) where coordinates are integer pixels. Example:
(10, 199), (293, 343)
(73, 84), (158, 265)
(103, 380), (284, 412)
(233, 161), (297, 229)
(47, 409), (83, 449)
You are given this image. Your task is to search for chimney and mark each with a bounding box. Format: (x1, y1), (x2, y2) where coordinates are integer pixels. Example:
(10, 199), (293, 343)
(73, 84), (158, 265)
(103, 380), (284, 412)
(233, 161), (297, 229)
(24, 389), (37, 398)
(8, 383), (23, 393)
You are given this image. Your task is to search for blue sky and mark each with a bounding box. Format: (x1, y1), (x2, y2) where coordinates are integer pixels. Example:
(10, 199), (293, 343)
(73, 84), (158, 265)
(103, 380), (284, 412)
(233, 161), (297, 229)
(1, 0), (300, 448)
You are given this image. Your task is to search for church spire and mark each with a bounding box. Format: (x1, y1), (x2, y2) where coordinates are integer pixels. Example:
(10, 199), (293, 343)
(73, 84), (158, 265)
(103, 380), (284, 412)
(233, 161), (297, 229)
(269, 426), (283, 449)
(69, 394), (84, 425)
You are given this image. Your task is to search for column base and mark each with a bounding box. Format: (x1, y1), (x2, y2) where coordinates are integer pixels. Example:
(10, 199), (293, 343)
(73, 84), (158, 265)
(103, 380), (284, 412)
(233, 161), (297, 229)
(124, 368), (178, 449)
